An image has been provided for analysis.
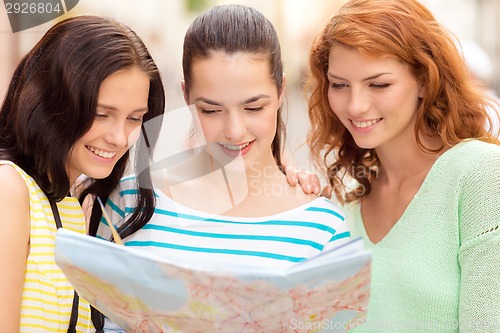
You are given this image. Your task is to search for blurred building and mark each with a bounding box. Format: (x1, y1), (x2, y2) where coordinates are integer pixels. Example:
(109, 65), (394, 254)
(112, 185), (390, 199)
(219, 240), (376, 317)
(4, 0), (498, 98)
(421, 0), (500, 93)
(1, 0), (499, 167)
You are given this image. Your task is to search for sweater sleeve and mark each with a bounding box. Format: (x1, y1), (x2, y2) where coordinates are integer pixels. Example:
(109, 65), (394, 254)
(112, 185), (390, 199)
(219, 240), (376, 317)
(458, 148), (500, 332)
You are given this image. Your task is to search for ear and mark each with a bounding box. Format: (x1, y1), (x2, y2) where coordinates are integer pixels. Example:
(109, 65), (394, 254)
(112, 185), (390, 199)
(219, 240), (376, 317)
(418, 80), (425, 99)
(181, 80), (189, 105)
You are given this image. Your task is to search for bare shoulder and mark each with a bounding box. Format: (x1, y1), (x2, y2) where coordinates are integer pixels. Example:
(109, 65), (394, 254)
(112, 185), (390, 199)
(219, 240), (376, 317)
(0, 164), (31, 324)
(0, 164), (30, 224)
(0, 164), (29, 196)
(0, 165), (31, 249)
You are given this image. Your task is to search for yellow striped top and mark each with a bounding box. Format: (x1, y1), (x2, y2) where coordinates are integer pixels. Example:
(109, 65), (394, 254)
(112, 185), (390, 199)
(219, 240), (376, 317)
(0, 161), (93, 332)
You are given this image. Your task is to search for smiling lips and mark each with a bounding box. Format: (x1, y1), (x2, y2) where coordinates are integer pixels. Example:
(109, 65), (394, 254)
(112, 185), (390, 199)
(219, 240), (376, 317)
(87, 145), (117, 159)
(351, 118), (382, 128)
(218, 140), (254, 157)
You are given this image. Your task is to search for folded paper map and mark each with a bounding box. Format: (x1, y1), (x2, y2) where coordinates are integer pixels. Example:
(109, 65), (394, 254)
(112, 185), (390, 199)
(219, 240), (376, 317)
(55, 229), (371, 333)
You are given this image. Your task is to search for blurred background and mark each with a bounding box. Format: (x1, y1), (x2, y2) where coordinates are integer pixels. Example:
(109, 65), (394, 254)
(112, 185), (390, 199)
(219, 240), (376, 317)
(1, 0), (499, 170)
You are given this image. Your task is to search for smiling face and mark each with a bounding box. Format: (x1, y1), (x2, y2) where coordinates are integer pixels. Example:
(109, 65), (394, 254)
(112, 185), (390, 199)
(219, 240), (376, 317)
(327, 44), (424, 151)
(184, 51), (284, 170)
(66, 66), (150, 184)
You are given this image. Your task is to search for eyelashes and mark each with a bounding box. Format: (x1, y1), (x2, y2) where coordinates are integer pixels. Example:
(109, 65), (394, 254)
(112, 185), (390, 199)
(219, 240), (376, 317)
(200, 106), (264, 114)
(330, 83), (391, 89)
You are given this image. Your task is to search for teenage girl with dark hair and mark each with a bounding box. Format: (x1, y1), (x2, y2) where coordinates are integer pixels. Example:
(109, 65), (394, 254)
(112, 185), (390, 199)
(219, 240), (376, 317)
(0, 15), (165, 332)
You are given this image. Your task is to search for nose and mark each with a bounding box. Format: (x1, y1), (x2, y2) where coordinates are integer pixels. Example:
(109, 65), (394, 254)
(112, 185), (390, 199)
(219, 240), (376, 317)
(104, 120), (129, 148)
(223, 111), (246, 141)
(347, 87), (371, 117)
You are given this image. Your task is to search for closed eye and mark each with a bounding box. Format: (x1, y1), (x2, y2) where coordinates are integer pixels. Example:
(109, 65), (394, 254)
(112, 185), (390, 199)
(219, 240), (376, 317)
(331, 83), (348, 89)
(128, 111), (148, 122)
(245, 107), (264, 112)
(128, 116), (143, 122)
(370, 83), (391, 89)
(201, 109), (220, 115)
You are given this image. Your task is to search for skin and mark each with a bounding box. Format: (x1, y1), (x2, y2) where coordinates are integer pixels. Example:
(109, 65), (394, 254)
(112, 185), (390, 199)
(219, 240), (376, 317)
(186, 51), (281, 173)
(165, 51), (316, 217)
(66, 67), (150, 185)
(0, 166), (30, 332)
(327, 44), (444, 243)
(327, 45), (424, 151)
(0, 66), (149, 332)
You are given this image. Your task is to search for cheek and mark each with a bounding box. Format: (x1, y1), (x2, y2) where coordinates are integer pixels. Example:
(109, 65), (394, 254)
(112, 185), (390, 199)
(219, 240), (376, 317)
(76, 125), (99, 146)
(69, 139), (84, 160)
(328, 92), (354, 127)
(255, 112), (278, 138)
(197, 118), (218, 142)
(326, 94), (351, 129)
(127, 125), (142, 147)
(327, 90), (338, 112)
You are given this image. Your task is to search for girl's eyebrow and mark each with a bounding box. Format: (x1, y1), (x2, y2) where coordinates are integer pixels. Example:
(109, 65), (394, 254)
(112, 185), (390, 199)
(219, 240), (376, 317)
(97, 104), (148, 113)
(328, 72), (391, 81)
(194, 94), (270, 106)
(241, 94), (270, 105)
(193, 97), (222, 106)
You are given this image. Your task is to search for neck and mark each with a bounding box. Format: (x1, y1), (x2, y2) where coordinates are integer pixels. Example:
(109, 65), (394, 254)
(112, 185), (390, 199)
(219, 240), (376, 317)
(157, 149), (283, 198)
(375, 134), (445, 183)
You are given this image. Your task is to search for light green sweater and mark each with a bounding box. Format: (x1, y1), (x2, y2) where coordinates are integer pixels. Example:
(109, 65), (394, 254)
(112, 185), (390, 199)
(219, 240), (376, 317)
(345, 140), (500, 332)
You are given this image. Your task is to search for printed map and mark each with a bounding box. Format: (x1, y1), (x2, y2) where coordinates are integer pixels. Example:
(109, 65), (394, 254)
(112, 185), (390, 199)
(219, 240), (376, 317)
(55, 229), (371, 333)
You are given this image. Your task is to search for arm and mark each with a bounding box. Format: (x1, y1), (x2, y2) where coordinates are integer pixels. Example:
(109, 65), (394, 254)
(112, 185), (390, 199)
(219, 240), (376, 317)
(458, 151), (500, 332)
(0, 165), (30, 332)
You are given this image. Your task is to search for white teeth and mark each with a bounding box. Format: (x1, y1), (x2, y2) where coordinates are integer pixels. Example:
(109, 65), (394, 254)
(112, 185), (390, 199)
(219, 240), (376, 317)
(352, 118), (381, 128)
(221, 142), (250, 151)
(88, 146), (116, 159)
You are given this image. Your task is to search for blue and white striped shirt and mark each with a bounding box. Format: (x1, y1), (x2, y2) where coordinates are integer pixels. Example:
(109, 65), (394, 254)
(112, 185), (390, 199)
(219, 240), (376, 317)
(97, 176), (351, 270)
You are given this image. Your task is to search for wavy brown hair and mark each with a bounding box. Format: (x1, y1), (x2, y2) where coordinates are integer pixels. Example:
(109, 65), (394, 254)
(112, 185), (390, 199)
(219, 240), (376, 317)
(306, 0), (499, 203)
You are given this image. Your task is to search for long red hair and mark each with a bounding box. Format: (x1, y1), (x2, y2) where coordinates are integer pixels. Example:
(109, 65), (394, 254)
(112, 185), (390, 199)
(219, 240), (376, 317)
(306, 0), (499, 203)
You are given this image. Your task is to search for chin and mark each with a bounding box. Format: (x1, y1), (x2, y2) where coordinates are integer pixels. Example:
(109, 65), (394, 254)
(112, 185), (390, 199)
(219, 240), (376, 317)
(223, 157), (248, 174)
(352, 139), (376, 150)
(86, 169), (114, 180)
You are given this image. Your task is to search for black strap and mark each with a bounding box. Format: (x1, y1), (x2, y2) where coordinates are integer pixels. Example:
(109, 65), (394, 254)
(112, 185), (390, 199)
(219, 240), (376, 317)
(67, 291), (80, 333)
(91, 306), (105, 333)
(48, 196), (80, 333)
(48, 198), (63, 229)
(88, 199), (105, 332)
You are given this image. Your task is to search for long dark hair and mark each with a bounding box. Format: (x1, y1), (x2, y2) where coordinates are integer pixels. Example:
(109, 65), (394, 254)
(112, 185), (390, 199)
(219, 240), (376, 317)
(0, 15), (165, 238)
(182, 4), (286, 169)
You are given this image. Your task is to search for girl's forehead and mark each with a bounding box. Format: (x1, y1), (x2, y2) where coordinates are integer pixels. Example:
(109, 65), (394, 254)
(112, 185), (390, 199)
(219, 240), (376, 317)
(199, 50), (269, 63)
